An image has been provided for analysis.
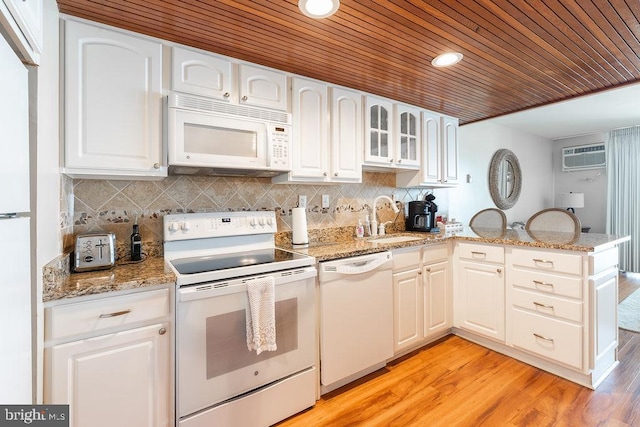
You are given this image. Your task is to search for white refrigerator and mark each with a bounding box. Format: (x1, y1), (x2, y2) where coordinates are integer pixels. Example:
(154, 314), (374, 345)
(0, 29), (33, 402)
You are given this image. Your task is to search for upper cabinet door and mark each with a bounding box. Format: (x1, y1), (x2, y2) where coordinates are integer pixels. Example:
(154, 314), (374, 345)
(421, 110), (442, 184)
(395, 104), (421, 169)
(171, 46), (234, 101)
(63, 20), (164, 179)
(290, 77), (329, 180)
(239, 64), (288, 111)
(442, 116), (459, 185)
(330, 87), (362, 182)
(364, 96), (394, 165)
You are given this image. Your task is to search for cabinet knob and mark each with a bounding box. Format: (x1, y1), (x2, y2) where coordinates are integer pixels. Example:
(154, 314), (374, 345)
(425, 268), (431, 272)
(497, 268), (502, 273)
(223, 92), (230, 98)
(323, 172), (328, 176)
(158, 328), (167, 335)
(153, 163), (160, 169)
(242, 95), (248, 101)
(389, 159), (394, 163)
(334, 172), (338, 177)
(397, 159), (402, 163)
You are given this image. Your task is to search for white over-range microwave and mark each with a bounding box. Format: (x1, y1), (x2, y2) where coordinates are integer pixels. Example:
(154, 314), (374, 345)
(167, 93), (292, 177)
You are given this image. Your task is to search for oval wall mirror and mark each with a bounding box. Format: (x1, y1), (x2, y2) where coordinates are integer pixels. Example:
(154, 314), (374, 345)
(489, 149), (522, 210)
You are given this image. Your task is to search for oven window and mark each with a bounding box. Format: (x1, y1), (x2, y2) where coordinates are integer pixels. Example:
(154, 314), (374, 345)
(205, 298), (298, 379)
(184, 123), (258, 158)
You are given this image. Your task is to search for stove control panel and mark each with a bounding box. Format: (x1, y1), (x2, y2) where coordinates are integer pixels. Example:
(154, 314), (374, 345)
(164, 211), (278, 241)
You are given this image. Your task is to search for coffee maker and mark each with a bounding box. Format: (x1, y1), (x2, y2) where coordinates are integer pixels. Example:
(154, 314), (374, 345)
(405, 194), (438, 232)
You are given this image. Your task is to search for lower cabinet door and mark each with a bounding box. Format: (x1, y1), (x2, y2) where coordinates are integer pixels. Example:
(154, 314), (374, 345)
(393, 268), (422, 353)
(47, 323), (170, 427)
(423, 260), (451, 338)
(457, 261), (505, 341)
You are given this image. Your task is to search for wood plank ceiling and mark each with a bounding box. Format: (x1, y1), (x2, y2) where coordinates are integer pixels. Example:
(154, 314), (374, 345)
(56, 0), (640, 125)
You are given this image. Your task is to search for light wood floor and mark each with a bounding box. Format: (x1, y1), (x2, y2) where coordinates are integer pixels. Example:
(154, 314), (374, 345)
(277, 272), (640, 427)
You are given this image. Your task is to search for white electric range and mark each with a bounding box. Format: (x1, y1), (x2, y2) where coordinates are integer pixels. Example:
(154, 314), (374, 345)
(164, 211), (317, 427)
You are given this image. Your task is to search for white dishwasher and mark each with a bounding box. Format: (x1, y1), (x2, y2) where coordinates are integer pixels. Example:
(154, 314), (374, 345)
(318, 251), (393, 393)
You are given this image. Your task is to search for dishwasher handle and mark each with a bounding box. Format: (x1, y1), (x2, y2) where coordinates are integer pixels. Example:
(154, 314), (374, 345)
(329, 252), (392, 275)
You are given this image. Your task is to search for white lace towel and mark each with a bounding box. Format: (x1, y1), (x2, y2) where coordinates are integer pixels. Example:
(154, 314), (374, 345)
(245, 276), (277, 355)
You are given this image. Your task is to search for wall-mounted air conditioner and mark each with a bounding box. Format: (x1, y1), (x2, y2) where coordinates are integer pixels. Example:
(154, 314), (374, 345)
(562, 143), (606, 171)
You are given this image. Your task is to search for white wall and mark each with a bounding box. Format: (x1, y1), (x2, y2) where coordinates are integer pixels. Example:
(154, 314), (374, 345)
(450, 121), (554, 227)
(34, 0), (61, 402)
(552, 133), (607, 233)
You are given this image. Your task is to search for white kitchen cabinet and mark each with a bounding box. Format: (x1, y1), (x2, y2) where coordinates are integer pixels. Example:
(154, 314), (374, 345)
(364, 96), (394, 167)
(393, 266), (422, 353)
(441, 115), (460, 184)
(423, 257), (451, 338)
(456, 243), (505, 342)
(396, 112), (460, 187)
(329, 87), (362, 182)
(63, 19), (165, 179)
(171, 47), (289, 112)
(364, 97), (422, 170)
(171, 46), (234, 101)
(0, 0), (43, 64)
(287, 77), (329, 181)
(239, 63), (288, 111)
(273, 80), (361, 184)
(393, 245), (451, 355)
(45, 287), (172, 427)
(395, 104), (421, 169)
(508, 246), (619, 382)
(48, 323), (170, 427)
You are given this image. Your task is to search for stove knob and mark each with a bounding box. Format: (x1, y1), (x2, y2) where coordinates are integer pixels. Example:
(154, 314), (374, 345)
(169, 222), (179, 232)
(181, 221), (191, 231)
(259, 218), (265, 226)
(267, 217), (274, 226)
(249, 218), (257, 227)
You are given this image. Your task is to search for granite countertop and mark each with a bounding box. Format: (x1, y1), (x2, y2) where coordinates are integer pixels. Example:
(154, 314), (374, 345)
(43, 255), (176, 303)
(282, 228), (631, 262)
(43, 227), (629, 302)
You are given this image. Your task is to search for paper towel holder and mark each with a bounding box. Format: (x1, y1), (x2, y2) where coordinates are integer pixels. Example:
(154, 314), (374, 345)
(292, 207), (309, 247)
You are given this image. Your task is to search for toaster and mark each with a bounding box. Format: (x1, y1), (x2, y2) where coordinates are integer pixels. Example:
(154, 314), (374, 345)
(74, 232), (116, 272)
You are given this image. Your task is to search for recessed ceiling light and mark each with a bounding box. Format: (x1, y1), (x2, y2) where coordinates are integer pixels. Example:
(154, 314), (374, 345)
(299, 0), (340, 19)
(431, 52), (464, 67)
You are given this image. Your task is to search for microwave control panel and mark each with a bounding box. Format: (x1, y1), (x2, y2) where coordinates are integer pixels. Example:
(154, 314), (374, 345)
(269, 124), (290, 170)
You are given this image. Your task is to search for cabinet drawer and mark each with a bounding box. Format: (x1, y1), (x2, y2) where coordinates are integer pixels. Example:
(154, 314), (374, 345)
(511, 268), (583, 299)
(512, 308), (582, 370)
(422, 243), (448, 264)
(458, 243), (504, 264)
(393, 247), (421, 271)
(511, 288), (582, 323)
(511, 248), (582, 276)
(46, 288), (170, 341)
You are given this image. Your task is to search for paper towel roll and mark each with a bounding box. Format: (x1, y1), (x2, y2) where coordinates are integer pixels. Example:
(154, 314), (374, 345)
(292, 207), (309, 245)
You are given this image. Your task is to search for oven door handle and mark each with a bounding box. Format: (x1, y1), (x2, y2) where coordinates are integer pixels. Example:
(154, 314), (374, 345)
(178, 266), (317, 302)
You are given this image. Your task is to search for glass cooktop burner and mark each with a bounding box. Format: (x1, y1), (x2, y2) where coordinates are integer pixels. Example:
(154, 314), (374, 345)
(170, 248), (303, 275)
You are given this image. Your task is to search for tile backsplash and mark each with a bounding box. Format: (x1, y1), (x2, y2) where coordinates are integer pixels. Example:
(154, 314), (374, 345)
(60, 172), (446, 258)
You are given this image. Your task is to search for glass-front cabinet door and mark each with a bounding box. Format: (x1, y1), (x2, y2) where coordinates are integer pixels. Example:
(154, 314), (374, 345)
(364, 96), (394, 166)
(396, 104), (421, 169)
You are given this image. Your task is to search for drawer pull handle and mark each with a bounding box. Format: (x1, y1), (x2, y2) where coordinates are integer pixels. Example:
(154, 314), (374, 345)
(533, 280), (554, 288)
(533, 333), (554, 342)
(99, 309), (131, 319)
(471, 251), (486, 257)
(533, 301), (554, 310)
(533, 258), (554, 267)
